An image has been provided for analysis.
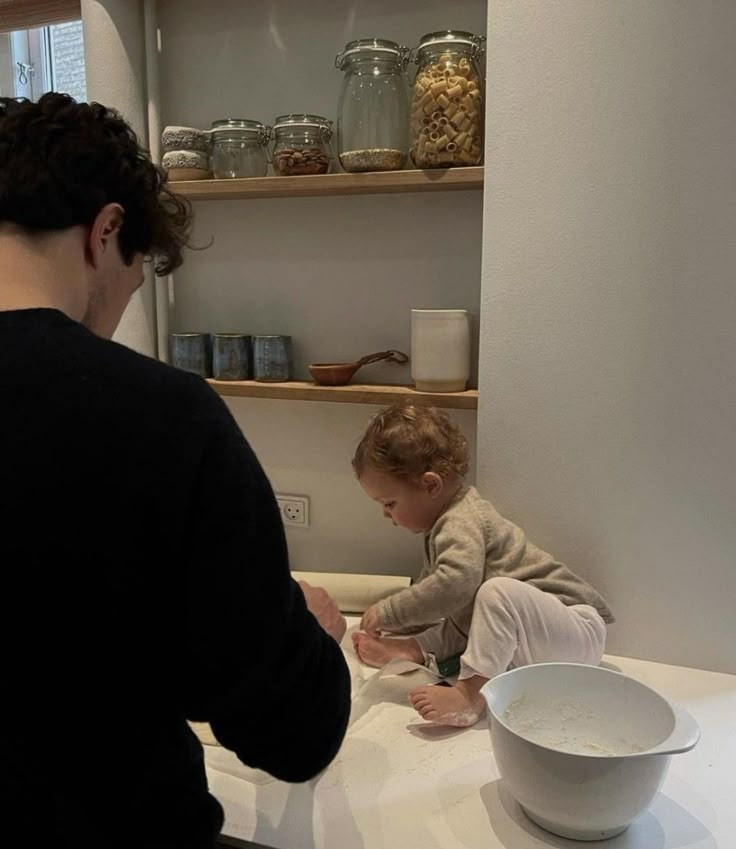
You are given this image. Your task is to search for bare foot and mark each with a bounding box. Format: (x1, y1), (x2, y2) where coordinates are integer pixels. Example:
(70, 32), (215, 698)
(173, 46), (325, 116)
(352, 632), (423, 668)
(409, 676), (488, 727)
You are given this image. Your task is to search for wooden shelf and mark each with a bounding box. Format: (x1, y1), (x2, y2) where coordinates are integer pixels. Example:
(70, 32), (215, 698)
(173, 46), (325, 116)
(207, 380), (479, 409)
(169, 166), (483, 201)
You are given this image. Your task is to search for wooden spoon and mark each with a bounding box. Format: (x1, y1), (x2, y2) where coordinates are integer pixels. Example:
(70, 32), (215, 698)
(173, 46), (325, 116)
(308, 349), (409, 386)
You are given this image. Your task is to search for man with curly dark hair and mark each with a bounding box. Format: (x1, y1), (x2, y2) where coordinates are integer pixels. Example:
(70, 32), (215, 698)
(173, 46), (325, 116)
(0, 93), (350, 848)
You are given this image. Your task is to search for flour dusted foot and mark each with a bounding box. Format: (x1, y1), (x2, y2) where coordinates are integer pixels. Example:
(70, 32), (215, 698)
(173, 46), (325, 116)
(352, 632), (424, 668)
(409, 677), (487, 727)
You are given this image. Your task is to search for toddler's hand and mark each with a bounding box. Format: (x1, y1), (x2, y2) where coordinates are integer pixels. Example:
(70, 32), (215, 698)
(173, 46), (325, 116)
(360, 603), (382, 637)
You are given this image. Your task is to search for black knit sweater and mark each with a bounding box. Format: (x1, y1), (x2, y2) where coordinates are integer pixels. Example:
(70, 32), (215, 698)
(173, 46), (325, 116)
(0, 309), (350, 848)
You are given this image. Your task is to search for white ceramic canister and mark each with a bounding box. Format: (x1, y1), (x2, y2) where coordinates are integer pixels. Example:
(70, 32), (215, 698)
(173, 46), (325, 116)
(411, 309), (470, 392)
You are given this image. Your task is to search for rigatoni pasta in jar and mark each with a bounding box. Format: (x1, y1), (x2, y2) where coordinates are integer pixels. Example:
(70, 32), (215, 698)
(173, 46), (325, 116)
(409, 30), (485, 169)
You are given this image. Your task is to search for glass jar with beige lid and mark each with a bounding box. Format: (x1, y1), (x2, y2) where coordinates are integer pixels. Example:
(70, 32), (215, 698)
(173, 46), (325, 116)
(409, 30), (485, 168)
(210, 118), (271, 178)
(335, 38), (410, 172)
(271, 114), (333, 176)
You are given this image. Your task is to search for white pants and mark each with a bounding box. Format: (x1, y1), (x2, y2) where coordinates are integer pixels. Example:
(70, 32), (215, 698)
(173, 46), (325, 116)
(413, 577), (607, 680)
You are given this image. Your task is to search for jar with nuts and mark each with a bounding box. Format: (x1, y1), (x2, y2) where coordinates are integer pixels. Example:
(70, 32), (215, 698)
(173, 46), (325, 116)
(409, 30), (486, 169)
(271, 114), (333, 176)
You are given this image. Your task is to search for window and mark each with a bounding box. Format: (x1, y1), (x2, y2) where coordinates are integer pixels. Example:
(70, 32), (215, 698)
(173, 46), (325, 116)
(0, 20), (86, 101)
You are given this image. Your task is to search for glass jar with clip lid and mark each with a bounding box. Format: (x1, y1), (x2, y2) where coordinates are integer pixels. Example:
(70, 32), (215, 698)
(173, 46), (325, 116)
(409, 30), (486, 168)
(335, 38), (410, 173)
(209, 118), (271, 178)
(271, 114), (333, 176)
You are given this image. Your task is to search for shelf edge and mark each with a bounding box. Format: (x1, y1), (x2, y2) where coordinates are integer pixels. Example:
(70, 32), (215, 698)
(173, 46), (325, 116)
(170, 167), (484, 201)
(207, 380), (479, 410)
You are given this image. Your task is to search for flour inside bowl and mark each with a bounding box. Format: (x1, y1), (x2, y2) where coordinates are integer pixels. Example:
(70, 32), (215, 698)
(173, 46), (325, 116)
(502, 695), (646, 756)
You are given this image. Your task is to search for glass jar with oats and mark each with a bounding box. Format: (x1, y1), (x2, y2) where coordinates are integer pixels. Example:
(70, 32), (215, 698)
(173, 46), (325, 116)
(409, 30), (485, 169)
(335, 38), (410, 172)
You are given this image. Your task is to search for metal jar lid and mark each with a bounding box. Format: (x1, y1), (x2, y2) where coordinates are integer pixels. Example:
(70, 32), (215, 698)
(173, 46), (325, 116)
(414, 30), (485, 61)
(272, 114), (333, 140)
(210, 118), (271, 144)
(335, 38), (409, 69)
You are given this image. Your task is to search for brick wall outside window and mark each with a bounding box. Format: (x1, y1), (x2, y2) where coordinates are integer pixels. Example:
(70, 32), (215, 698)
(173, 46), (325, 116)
(50, 21), (86, 101)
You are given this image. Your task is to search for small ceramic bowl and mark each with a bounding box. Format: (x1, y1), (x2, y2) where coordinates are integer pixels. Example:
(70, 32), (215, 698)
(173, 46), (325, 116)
(161, 125), (211, 153)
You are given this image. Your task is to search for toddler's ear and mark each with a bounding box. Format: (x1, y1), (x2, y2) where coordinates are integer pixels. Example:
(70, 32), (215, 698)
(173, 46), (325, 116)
(422, 471), (444, 498)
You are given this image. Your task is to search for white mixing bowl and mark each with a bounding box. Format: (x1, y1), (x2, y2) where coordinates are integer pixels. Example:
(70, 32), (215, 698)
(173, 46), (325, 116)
(481, 662), (700, 841)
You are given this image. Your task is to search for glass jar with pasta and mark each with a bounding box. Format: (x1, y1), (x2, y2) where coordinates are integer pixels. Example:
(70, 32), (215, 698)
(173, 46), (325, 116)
(409, 30), (485, 169)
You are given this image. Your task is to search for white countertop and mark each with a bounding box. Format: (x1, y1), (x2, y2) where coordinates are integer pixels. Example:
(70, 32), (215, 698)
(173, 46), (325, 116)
(205, 620), (736, 849)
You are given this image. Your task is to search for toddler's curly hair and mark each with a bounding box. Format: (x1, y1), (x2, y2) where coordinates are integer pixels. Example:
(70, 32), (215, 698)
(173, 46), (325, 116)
(352, 403), (469, 482)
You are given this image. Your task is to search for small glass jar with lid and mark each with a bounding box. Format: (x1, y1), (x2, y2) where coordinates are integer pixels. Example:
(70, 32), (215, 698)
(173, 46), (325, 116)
(271, 114), (333, 176)
(210, 118), (271, 179)
(335, 38), (410, 173)
(409, 30), (485, 169)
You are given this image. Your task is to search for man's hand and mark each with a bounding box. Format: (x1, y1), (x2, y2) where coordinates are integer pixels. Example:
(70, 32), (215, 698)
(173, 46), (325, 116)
(299, 580), (347, 643)
(360, 603), (382, 637)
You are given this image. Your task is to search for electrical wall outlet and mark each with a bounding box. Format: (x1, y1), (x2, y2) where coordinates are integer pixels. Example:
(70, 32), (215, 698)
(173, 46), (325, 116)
(275, 493), (310, 528)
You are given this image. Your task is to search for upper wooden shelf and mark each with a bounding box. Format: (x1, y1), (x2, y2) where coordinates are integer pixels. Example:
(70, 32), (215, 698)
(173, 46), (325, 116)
(169, 166), (484, 201)
(207, 380), (479, 410)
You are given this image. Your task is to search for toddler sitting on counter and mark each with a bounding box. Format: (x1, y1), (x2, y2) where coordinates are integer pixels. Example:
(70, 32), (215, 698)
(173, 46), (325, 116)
(351, 403), (614, 727)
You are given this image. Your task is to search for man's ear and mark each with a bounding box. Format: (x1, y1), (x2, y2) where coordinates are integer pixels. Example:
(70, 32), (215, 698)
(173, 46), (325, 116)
(86, 203), (125, 268)
(421, 471), (444, 499)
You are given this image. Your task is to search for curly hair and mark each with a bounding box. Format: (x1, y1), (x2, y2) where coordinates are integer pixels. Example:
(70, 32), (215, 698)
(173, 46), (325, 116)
(352, 403), (469, 482)
(0, 92), (191, 275)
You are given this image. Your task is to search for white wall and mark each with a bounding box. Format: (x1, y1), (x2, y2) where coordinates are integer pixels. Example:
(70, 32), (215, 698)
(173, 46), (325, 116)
(82, 0), (158, 358)
(479, 1), (736, 673)
(227, 398), (476, 575)
(0, 35), (13, 96)
(157, 0), (485, 578)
